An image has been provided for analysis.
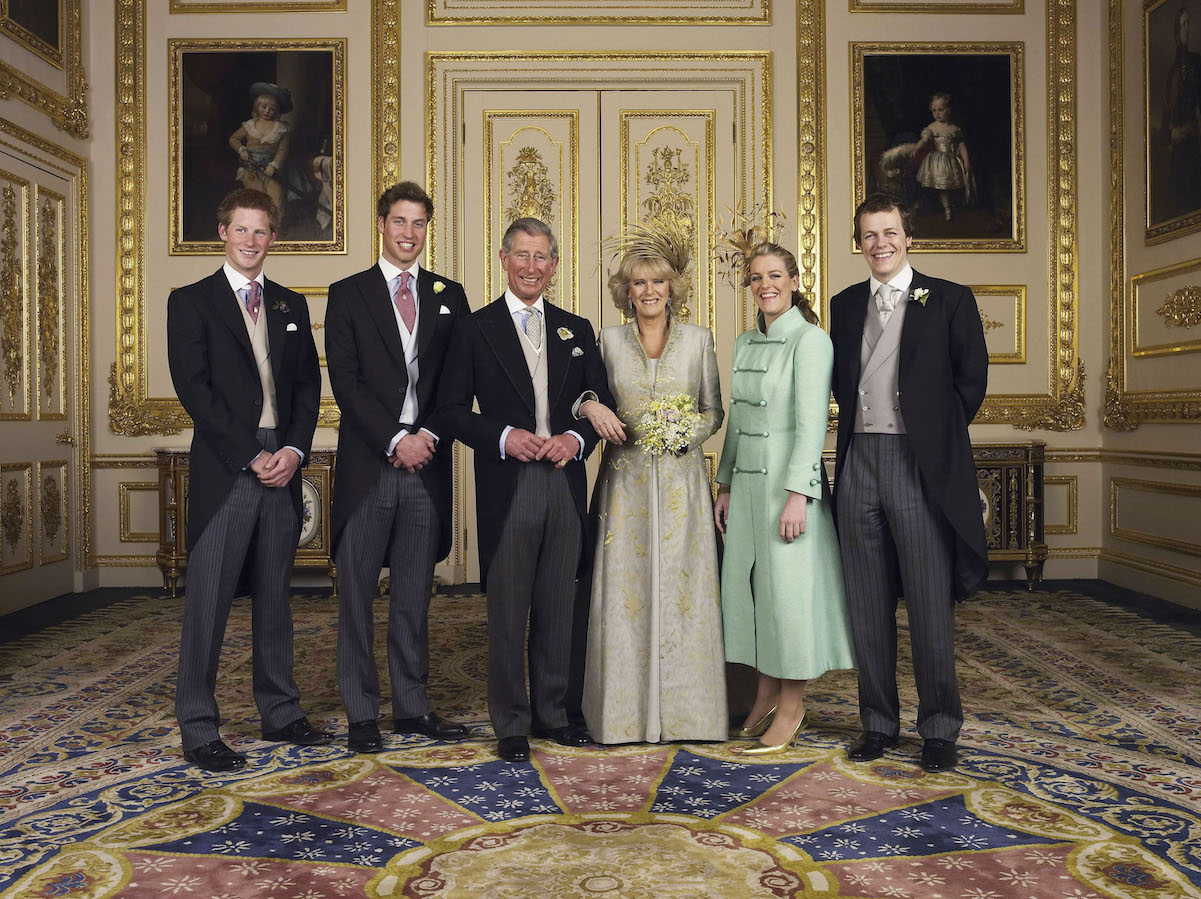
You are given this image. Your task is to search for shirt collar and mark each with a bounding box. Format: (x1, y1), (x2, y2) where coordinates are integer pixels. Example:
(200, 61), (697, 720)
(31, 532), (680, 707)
(504, 289), (544, 317)
(869, 263), (913, 299)
(379, 257), (421, 286)
(223, 262), (265, 294)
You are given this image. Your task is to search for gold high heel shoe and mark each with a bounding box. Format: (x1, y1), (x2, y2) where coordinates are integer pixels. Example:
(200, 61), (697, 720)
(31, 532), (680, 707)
(730, 706), (777, 740)
(733, 714), (807, 756)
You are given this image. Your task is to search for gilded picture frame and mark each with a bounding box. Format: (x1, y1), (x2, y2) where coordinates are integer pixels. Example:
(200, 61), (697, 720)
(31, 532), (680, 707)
(849, 0), (1022, 11)
(169, 0), (346, 10)
(426, 1), (769, 24)
(169, 39), (346, 255)
(1145, 0), (1201, 243)
(851, 42), (1025, 252)
(1, 0), (62, 68)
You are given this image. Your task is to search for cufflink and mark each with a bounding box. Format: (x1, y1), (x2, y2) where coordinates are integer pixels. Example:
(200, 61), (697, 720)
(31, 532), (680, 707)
(286, 322), (298, 332)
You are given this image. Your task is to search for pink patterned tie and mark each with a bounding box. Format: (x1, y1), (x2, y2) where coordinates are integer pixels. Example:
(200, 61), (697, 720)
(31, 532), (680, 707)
(394, 271), (416, 332)
(244, 281), (262, 324)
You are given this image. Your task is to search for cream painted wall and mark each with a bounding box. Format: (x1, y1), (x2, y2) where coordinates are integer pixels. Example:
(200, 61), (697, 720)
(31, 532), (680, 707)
(1, 1), (1195, 604)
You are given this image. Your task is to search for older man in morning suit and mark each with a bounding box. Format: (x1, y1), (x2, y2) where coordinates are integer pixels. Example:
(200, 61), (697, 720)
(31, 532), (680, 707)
(830, 193), (988, 773)
(326, 182), (471, 754)
(439, 217), (615, 763)
(168, 187), (330, 773)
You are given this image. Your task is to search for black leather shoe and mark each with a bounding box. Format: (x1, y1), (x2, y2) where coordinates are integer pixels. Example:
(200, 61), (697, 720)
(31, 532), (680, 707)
(183, 739), (247, 773)
(497, 736), (530, 762)
(348, 719), (384, 754)
(920, 738), (958, 772)
(262, 716), (334, 746)
(531, 724), (592, 747)
(393, 711), (468, 740)
(847, 731), (900, 762)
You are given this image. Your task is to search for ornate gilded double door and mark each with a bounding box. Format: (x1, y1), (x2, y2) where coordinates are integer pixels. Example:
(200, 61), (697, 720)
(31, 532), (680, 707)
(446, 88), (744, 582)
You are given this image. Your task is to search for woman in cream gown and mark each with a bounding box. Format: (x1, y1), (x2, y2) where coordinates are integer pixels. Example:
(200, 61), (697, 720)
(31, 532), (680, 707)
(577, 241), (727, 744)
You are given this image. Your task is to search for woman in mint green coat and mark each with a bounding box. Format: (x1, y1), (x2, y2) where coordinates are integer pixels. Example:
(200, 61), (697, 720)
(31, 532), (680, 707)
(714, 242), (855, 755)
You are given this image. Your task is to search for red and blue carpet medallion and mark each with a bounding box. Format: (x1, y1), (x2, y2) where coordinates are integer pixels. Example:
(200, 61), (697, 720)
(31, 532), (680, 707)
(1, 587), (1199, 897)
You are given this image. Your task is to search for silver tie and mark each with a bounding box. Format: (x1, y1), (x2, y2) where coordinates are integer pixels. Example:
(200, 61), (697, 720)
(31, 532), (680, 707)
(876, 285), (898, 327)
(523, 307), (542, 349)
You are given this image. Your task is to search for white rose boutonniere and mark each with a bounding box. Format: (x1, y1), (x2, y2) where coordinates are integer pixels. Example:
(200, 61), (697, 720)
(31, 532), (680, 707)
(557, 327), (573, 340)
(910, 287), (930, 306)
(433, 281), (446, 294)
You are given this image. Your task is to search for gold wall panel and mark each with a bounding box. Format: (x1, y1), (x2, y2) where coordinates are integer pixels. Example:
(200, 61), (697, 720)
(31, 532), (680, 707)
(484, 114), (578, 313)
(1130, 257), (1201, 358)
(620, 114), (717, 337)
(119, 481), (159, 543)
(111, 0), (394, 436)
(427, 0), (770, 24)
(89, 456), (157, 566)
(169, 0), (347, 10)
(0, 0), (86, 137)
(1044, 474), (1077, 536)
(0, 117), (89, 567)
(0, 461), (32, 574)
(1110, 477), (1201, 558)
(850, 0), (1023, 9)
(797, 0), (825, 313)
(1106, 0), (1201, 428)
(0, 168), (30, 421)
(38, 459), (68, 564)
(973, 284), (1026, 365)
(34, 186), (64, 421)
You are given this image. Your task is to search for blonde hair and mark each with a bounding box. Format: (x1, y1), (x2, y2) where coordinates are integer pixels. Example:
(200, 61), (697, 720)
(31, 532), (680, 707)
(607, 253), (689, 317)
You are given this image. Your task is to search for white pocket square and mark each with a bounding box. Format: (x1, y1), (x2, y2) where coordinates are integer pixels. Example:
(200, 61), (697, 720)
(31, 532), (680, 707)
(439, 305), (452, 315)
(571, 346), (584, 357)
(286, 322), (298, 332)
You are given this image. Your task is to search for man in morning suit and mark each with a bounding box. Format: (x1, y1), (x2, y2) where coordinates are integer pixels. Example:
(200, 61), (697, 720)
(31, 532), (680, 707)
(439, 217), (614, 762)
(325, 182), (471, 754)
(830, 193), (988, 773)
(168, 187), (330, 773)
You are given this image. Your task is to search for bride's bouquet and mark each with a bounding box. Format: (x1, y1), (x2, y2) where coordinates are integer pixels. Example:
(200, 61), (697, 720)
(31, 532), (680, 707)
(633, 393), (701, 456)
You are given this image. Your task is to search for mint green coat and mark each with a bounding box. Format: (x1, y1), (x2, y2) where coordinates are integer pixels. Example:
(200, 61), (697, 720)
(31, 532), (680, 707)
(716, 306), (855, 680)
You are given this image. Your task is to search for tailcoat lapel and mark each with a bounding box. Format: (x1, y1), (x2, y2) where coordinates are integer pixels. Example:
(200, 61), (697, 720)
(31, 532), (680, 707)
(543, 303), (570, 407)
(481, 297), (535, 414)
(841, 278), (870, 391)
(209, 271), (256, 367)
(415, 269), (439, 360)
(899, 270), (930, 372)
(264, 278), (287, 383)
(362, 267), (408, 370)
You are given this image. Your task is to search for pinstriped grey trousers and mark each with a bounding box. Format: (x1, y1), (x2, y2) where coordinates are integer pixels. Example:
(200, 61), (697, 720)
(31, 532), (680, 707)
(336, 463), (440, 724)
(175, 428), (305, 751)
(835, 433), (962, 742)
(487, 463), (581, 739)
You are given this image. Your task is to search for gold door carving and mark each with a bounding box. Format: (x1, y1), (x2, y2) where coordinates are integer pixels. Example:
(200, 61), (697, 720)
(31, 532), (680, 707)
(0, 171), (29, 420)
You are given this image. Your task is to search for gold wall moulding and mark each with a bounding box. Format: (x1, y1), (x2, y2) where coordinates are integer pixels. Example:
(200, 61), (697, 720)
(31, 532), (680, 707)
(0, 117), (89, 566)
(114, 0), (385, 435)
(1157, 286), (1201, 329)
(1107, 0), (1201, 427)
(1100, 547), (1201, 588)
(118, 481), (159, 543)
(1044, 474), (1077, 536)
(38, 459), (67, 564)
(169, 0), (347, 11)
(850, 0), (1023, 10)
(0, 461), (31, 573)
(427, 0), (769, 25)
(0, 0), (86, 138)
(797, 0), (825, 315)
(36, 189), (63, 418)
(0, 170), (29, 420)
(972, 284), (1026, 364)
(1110, 476), (1201, 558)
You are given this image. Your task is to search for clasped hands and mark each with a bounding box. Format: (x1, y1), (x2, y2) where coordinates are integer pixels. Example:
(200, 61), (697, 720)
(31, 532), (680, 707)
(250, 448), (302, 488)
(390, 431), (437, 472)
(504, 429), (579, 467)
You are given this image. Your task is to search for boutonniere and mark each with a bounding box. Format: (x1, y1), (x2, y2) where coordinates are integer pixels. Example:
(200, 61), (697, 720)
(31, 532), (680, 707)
(910, 288), (930, 306)
(571, 346), (584, 357)
(272, 298), (290, 314)
(433, 281), (446, 294)
(557, 327), (573, 340)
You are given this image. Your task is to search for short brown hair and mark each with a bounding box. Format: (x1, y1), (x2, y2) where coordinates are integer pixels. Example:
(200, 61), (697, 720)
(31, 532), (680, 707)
(377, 181), (434, 220)
(853, 193), (914, 245)
(216, 188), (279, 233)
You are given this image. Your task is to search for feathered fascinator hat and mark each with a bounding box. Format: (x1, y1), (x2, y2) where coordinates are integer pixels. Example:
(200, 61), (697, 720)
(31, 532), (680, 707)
(603, 216), (694, 316)
(714, 202), (788, 287)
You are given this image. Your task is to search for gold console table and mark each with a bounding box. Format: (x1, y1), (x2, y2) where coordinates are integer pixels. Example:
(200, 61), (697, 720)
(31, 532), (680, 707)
(155, 448), (337, 597)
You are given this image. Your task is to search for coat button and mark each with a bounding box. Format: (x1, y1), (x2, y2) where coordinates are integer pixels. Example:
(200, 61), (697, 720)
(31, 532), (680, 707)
(859, 389), (866, 395)
(759, 400), (766, 406)
(810, 478), (819, 486)
(761, 468), (767, 474)
(812, 462), (820, 470)
(254, 399), (262, 406)
(862, 406), (868, 411)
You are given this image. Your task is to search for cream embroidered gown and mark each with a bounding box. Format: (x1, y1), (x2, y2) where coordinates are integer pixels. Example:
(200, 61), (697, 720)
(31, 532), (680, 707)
(581, 320), (728, 743)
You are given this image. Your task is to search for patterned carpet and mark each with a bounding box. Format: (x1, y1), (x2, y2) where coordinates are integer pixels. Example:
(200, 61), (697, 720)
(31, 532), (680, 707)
(1, 586), (1199, 898)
